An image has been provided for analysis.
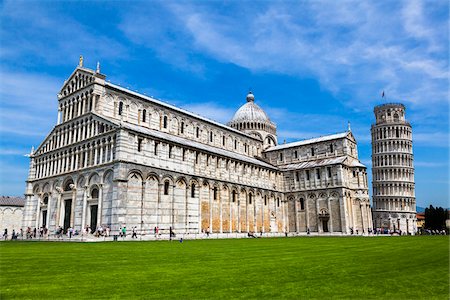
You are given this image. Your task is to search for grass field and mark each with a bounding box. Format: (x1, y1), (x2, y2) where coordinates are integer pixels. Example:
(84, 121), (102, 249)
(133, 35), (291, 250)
(0, 236), (448, 299)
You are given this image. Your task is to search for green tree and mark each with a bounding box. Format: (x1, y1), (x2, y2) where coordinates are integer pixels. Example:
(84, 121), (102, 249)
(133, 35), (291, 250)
(424, 205), (447, 230)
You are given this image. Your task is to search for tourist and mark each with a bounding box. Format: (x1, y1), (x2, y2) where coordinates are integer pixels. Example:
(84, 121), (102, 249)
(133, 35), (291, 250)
(122, 226), (127, 238)
(3, 228), (7, 240)
(11, 229), (16, 240)
(132, 227), (137, 239)
(20, 228), (23, 239)
(169, 226), (175, 241)
(307, 228), (310, 235)
(106, 226), (110, 237)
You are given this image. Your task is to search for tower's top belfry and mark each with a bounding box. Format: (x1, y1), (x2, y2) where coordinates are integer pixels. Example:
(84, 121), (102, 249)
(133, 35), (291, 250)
(373, 103), (406, 125)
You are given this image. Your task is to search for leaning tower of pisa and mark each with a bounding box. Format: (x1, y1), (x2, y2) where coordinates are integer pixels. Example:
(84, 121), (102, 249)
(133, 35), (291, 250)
(371, 103), (417, 234)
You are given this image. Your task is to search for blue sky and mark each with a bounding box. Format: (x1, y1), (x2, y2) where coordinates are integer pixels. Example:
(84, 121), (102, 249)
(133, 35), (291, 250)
(0, 1), (448, 208)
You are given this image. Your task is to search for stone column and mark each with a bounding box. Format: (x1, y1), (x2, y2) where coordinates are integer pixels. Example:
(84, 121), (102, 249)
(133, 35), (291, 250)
(46, 193), (51, 229)
(99, 143), (104, 164)
(305, 196), (310, 231)
(237, 195), (241, 233)
(157, 183), (162, 229)
(140, 182), (145, 235)
(253, 198), (257, 233)
(94, 144), (98, 165)
(57, 108), (61, 124)
(81, 186), (88, 233)
(359, 202), (365, 234)
(327, 198), (333, 233)
(316, 197), (320, 233)
(339, 194), (349, 234)
(229, 189), (232, 233)
(219, 189), (223, 234)
(70, 184), (76, 228)
(97, 184), (103, 228)
(110, 142), (115, 161)
(35, 193), (42, 230)
(209, 187), (213, 232)
(55, 187), (63, 228)
(185, 186), (189, 233)
(171, 184), (176, 229)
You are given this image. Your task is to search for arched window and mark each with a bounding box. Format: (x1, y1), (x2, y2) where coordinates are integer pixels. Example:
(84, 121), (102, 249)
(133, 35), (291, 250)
(43, 196), (49, 205)
(222, 136), (226, 146)
(181, 122), (184, 134)
(142, 109), (146, 122)
(118, 101), (123, 116)
(91, 188), (99, 199)
(277, 198), (280, 207)
(163, 116), (168, 129)
(64, 180), (74, 191)
(300, 198), (305, 210)
(168, 145), (173, 158)
(232, 191), (236, 202)
(210, 132), (213, 142)
(264, 195), (267, 206)
(394, 113), (399, 122)
(196, 127), (200, 138)
(191, 183), (196, 198)
(164, 181), (170, 195)
(213, 187), (218, 200)
(249, 193), (253, 204)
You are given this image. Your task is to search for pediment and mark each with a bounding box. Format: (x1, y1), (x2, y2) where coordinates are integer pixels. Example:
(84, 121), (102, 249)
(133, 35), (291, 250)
(33, 112), (119, 156)
(346, 131), (356, 143)
(58, 67), (96, 98)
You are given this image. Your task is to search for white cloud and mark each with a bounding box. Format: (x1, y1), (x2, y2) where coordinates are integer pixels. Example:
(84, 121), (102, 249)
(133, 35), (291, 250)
(0, 70), (58, 138)
(155, 1), (448, 115)
(0, 1), (127, 66)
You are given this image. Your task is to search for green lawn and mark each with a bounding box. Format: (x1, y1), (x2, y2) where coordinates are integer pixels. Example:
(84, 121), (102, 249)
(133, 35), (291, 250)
(1, 236), (448, 299)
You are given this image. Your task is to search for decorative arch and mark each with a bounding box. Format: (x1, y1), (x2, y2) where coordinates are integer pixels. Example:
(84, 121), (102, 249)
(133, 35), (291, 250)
(63, 177), (75, 191)
(88, 172), (101, 186)
(127, 169), (144, 180)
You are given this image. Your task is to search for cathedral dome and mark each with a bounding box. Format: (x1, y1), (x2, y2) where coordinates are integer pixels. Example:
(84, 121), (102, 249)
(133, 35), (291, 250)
(227, 91), (277, 147)
(229, 92), (271, 123)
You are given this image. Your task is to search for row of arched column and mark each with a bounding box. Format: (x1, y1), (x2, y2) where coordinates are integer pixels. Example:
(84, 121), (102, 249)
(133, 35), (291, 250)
(36, 117), (114, 155)
(34, 134), (115, 179)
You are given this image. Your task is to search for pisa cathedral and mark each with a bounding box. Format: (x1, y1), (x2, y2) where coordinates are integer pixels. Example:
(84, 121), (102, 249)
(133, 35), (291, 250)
(22, 60), (373, 237)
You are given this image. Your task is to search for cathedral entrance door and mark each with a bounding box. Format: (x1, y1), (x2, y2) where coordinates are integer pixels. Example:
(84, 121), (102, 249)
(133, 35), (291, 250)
(322, 220), (329, 232)
(90, 205), (98, 233)
(63, 199), (72, 231)
(42, 210), (47, 228)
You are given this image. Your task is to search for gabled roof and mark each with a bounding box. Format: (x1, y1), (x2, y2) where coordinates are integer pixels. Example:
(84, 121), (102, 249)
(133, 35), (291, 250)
(121, 122), (278, 170)
(33, 113), (119, 156)
(58, 67), (95, 95)
(277, 156), (366, 171)
(0, 196), (25, 207)
(105, 82), (261, 142)
(264, 131), (354, 152)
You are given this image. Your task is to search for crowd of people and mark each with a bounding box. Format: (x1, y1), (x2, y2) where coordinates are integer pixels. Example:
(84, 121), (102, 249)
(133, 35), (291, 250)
(3, 225), (446, 241)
